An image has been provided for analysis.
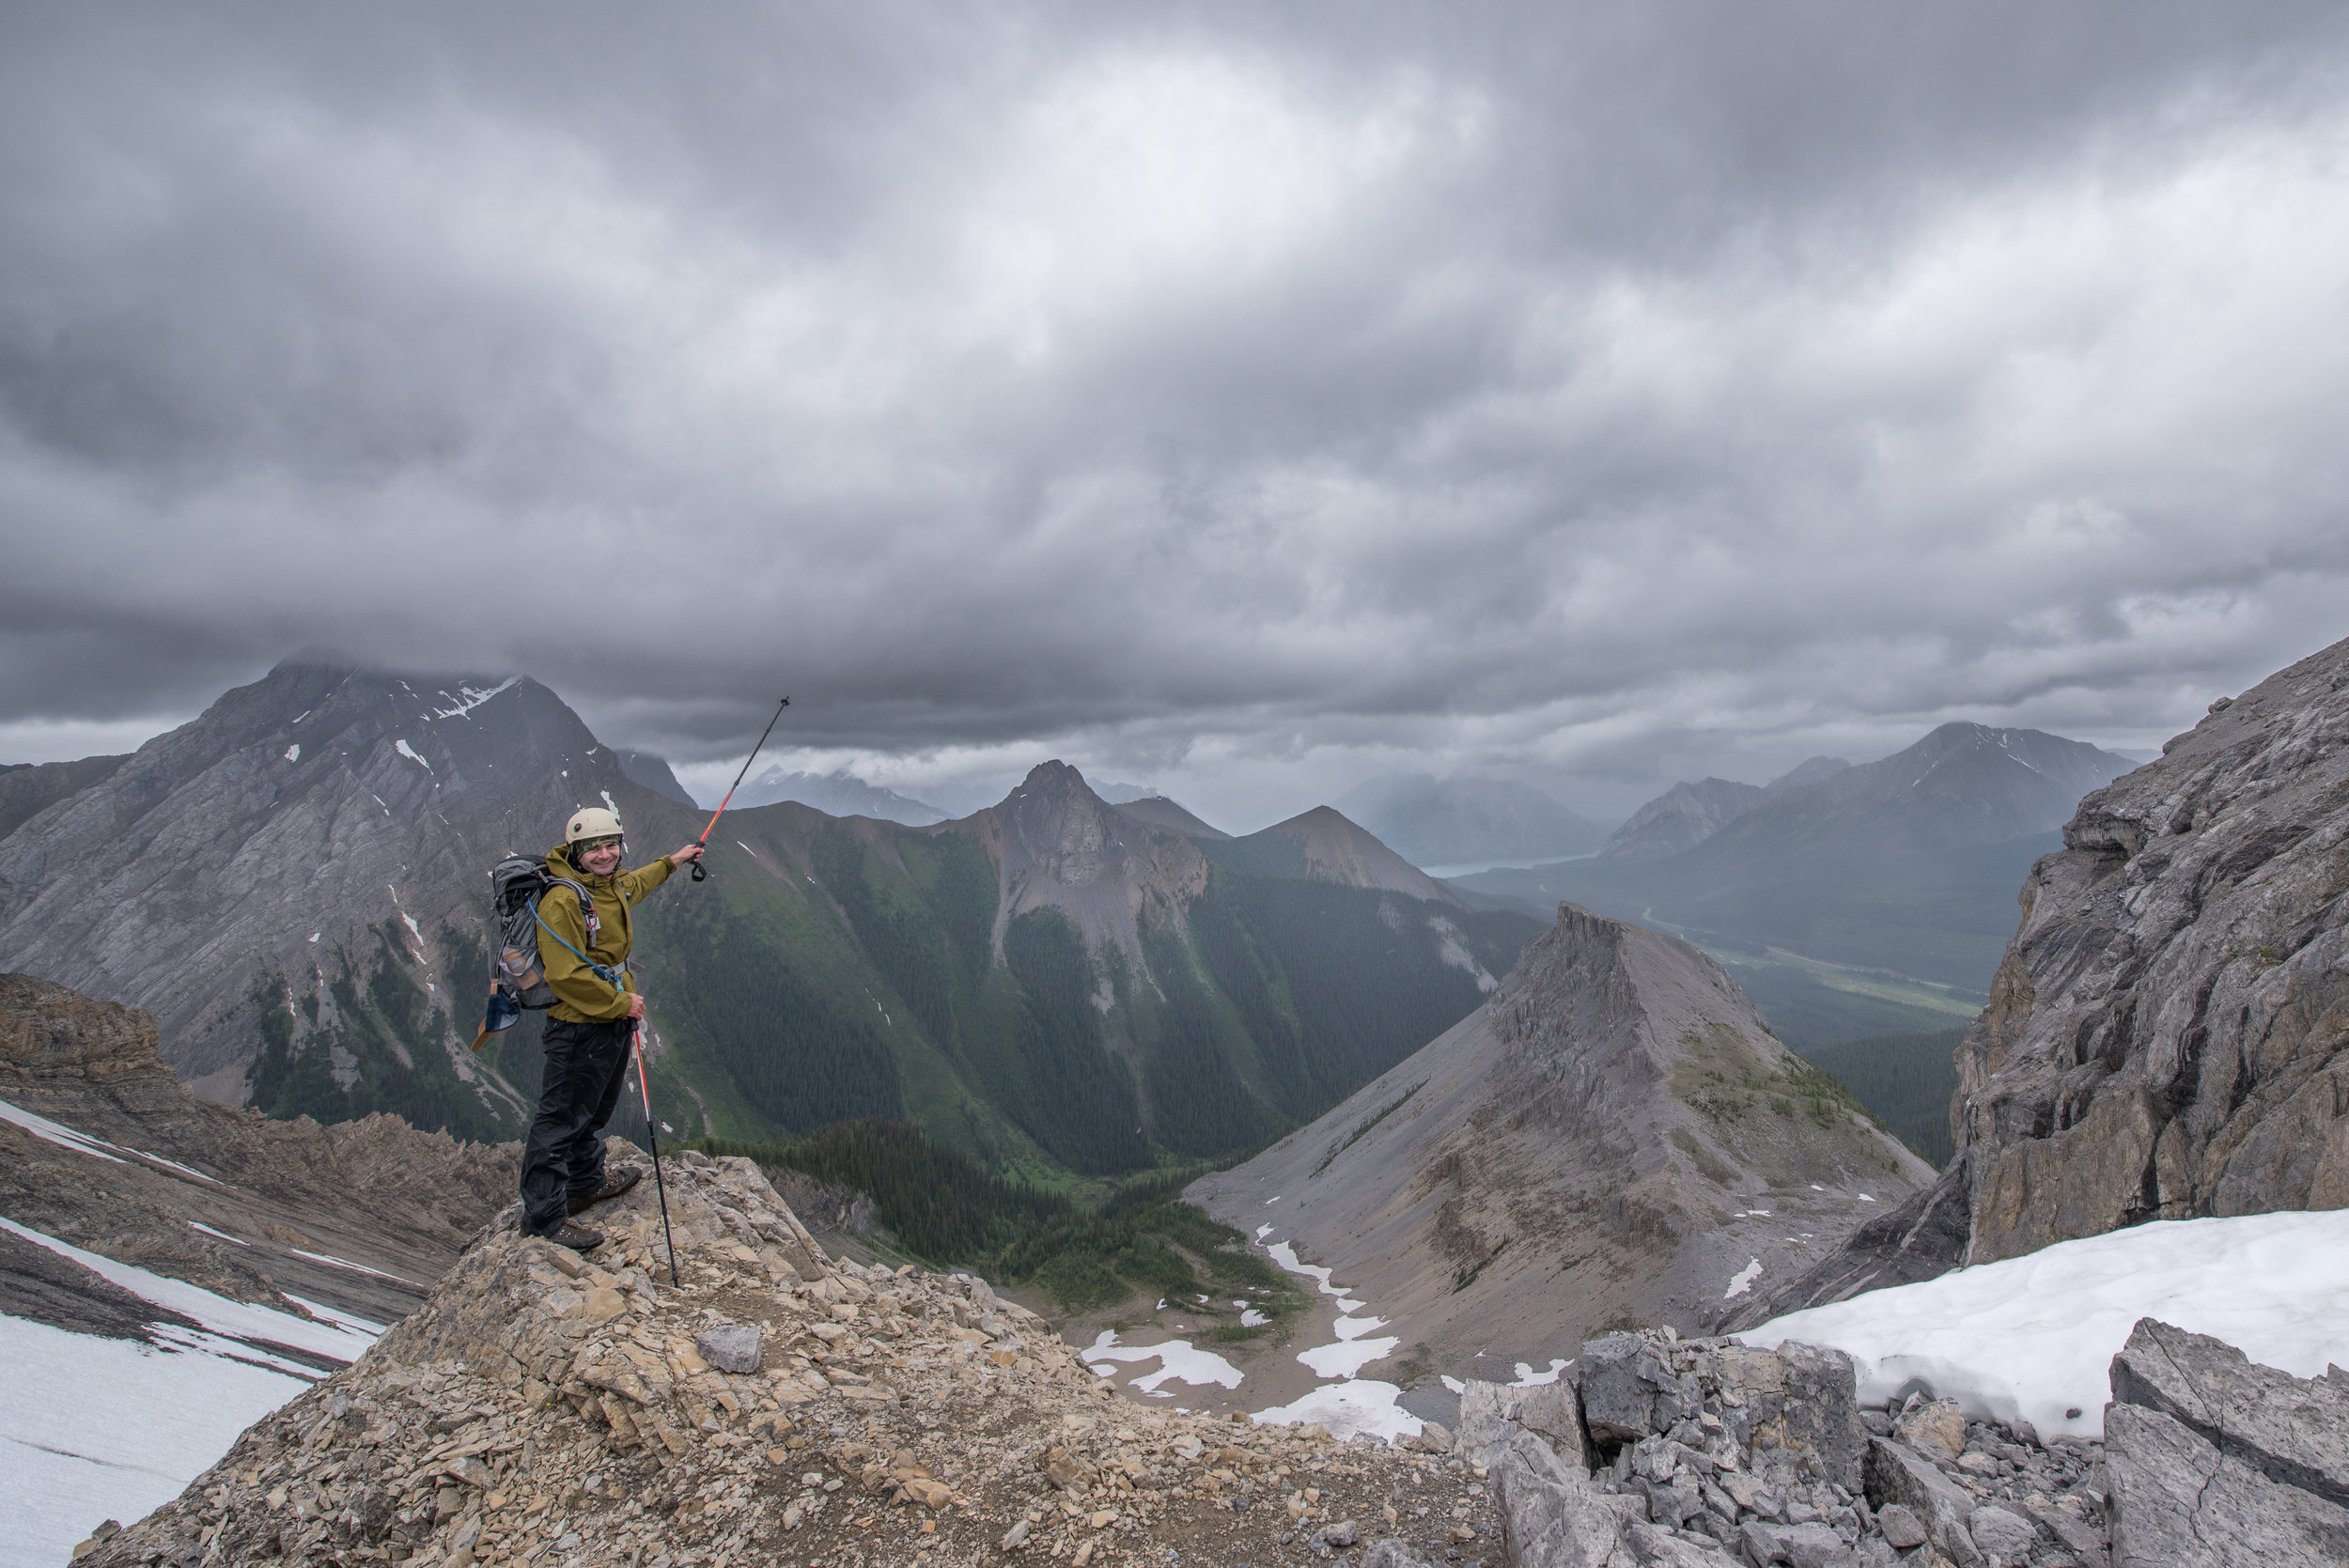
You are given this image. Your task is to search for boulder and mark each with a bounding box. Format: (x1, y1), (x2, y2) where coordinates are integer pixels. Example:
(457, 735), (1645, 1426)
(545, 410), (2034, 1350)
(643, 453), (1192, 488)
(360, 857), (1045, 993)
(1491, 1429), (1627, 1567)
(1961, 1505), (2036, 1561)
(1890, 1398), (1964, 1461)
(1862, 1437), (1980, 1567)
(693, 1324), (760, 1374)
(1774, 1343), (1863, 1494)
(2105, 1402), (2349, 1567)
(2107, 1316), (2349, 1507)
(1580, 1333), (1699, 1446)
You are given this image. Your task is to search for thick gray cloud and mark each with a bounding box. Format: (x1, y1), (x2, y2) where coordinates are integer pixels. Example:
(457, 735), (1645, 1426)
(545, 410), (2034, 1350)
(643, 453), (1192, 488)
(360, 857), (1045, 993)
(5, 1), (2349, 827)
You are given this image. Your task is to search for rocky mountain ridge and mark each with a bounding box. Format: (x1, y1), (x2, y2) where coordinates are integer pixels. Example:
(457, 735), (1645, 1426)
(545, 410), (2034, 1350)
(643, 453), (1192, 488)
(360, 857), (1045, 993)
(1462, 723), (2139, 999)
(1729, 631), (2349, 1327)
(1190, 903), (1934, 1392)
(1, 971), (515, 1338)
(71, 1146), (1506, 1568)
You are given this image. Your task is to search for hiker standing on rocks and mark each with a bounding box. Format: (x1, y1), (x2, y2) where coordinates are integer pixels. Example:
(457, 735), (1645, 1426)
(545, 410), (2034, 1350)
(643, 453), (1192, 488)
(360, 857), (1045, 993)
(522, 806), (704, 1250)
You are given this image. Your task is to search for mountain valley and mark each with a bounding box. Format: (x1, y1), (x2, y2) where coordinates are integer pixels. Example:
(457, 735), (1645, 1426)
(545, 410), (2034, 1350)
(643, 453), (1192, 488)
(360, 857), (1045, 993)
(0, 659), (1541, 1188)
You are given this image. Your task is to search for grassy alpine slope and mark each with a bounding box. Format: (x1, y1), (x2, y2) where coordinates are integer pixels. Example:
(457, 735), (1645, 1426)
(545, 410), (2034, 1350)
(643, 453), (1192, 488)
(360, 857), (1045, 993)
(692, 1121), (1306, 1327)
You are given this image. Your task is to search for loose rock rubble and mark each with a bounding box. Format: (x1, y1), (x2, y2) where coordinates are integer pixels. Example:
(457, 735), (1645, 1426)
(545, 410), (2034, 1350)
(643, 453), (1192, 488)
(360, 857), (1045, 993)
(74, 1144), (1501, 1568)
(1463, 1327), (2113, 1567)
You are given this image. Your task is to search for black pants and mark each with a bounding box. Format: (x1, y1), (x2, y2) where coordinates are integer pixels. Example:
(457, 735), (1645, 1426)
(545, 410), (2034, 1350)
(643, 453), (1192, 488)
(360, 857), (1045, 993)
(521, 1017), (633, 1236)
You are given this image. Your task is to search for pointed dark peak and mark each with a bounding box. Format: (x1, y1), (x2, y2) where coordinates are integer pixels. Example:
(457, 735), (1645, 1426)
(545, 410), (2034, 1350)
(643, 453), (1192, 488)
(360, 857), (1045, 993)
(1006, 758), (1097, 804)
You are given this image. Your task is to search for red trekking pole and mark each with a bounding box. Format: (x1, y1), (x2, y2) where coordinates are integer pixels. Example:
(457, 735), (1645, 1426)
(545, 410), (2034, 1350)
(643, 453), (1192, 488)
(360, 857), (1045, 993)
(689, 697), (789, 882)
(630, 1020), (680, 1286)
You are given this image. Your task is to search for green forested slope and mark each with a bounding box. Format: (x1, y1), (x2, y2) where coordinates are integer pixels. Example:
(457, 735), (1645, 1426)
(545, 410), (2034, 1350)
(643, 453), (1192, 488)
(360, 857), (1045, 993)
(580, 791), (1543, 1186)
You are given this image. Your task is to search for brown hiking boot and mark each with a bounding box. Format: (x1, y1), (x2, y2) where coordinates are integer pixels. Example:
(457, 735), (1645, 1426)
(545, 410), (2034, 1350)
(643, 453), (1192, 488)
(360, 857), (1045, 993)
(549, 1220), (605, 1251)
(568, 1166), (643, 1215)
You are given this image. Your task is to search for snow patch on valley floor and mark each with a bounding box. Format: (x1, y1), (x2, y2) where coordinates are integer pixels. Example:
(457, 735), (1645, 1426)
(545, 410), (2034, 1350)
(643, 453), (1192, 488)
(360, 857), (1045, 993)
(1251, 1379), (1423, 1445)
(1257, 1235), (1423, 1443)
(1085, 1331), (1244, 1394)
(1746, 1208), (2349, 1441)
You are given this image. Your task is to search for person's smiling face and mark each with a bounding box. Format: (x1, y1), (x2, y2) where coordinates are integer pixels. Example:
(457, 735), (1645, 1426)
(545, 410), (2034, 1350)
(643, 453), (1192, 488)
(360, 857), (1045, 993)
(578, 835), (623, 875)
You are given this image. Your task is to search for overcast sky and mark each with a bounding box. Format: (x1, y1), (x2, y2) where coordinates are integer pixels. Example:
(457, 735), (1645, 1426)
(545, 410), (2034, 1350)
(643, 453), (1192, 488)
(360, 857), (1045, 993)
(6, 3), (2348, 826)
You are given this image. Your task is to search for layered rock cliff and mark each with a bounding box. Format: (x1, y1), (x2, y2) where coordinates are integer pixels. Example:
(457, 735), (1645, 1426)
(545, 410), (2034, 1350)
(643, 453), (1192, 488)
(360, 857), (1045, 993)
(1729, 632), (2349, 1326)
(0, 971), (515, 1333)
(1190, 905), (1934, 1382)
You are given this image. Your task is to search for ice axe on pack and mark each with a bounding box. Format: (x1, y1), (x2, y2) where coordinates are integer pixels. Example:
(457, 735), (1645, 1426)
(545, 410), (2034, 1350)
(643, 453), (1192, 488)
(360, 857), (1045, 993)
(688, 697), (789, 882)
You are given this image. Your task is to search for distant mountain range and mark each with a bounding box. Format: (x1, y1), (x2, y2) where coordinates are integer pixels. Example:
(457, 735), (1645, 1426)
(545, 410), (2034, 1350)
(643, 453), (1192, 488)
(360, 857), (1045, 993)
(731, 766), (950, 825)
(1458, 723), (2139, 1041)
(1334, 773), (1610, 868)
(0, 659), (1539, 1181)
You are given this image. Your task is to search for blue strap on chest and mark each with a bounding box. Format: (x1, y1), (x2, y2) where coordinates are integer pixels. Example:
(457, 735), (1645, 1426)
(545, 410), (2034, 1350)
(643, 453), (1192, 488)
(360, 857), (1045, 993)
(532, 893), (625, 992)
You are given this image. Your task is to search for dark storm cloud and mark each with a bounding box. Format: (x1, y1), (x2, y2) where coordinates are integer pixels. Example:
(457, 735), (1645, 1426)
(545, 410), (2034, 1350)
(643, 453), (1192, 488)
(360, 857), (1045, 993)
(6, 1), (2349, 824)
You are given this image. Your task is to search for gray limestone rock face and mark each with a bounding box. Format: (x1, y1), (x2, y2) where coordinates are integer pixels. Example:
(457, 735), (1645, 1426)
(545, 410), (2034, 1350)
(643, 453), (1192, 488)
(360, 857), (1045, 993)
(2105, 1402), (2349, 1567)
(1775, 1342), (1864, 1495)
(1492, 1429), (1627, 1568)
(1581, 1333), (1701, 1447)
(1862, 1437), (1981, 1567)
(2108, 1316), (2349, 1507)
(1736, 633), (2349, 1319)
(693, 1323), (760, 1374)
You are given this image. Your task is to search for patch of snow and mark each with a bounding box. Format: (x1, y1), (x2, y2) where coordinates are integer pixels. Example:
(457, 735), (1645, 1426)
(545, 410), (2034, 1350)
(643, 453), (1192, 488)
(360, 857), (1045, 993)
(1746, 1209), (2349, 1440)
(1265, 1195), (1281, 1204)
(1858, 1194), (1875, 1202)
(0, 1219), (377, 1366)
(737, 841), (754, 853)
(0, 1312), (310, 1568)
(0, 1098), (125, 1164)
(1254, 1224), (1274, 1240)
(1297, 1336), (1400, 1378)
(1085, 1330), (1243, 1392)
(1265, 1241), (1344, 1297)
(289, 1250), (418, 1288)
(370, 793), (390, 815)
(1252, 1380), (1423, 1444)
(1240, 1309), (1268, 1327)
(308, 933), (319, 943)
(187, 1222), (246, 1246)
(1511, 1359), (1573, 1388)
(394, 738), (432, 771)
(600, 790), (619, 815)
(283, 744), (300, 762)
(1724, 1259), (1764, 1299)
(1439, 1375), (1466, 1394)
(1331, 1313), (1388, 1342)
(401, 913), (421, 941)
(428, 676), (521, 720)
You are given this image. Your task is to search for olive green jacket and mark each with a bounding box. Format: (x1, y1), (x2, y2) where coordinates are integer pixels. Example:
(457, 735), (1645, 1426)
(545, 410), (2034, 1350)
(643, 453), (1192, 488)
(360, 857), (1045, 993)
(537, 842), (677, 1023)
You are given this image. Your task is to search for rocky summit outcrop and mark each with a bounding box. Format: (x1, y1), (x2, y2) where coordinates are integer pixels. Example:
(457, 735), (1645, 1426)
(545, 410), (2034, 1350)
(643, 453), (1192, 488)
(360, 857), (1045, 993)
(969, 759), (1213, 972)
(1458, 1324), (2113, 1567)
(1190, 905), (1934, 1384)
(2104, 1317), (2349, 1566)
(1, 971), (514, 1334)
(75, 1147), (1507, 1568)
(1730, 634), (2349, 1327)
